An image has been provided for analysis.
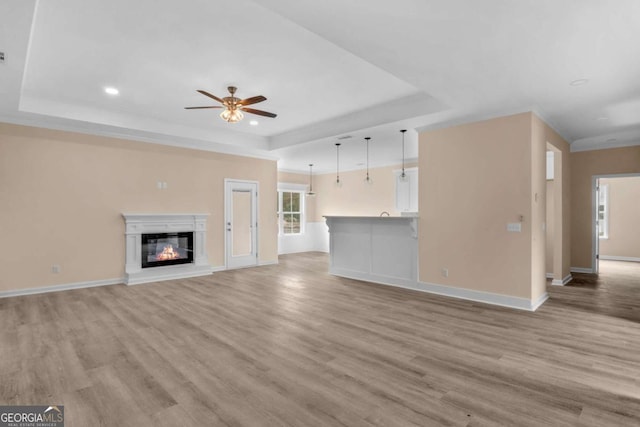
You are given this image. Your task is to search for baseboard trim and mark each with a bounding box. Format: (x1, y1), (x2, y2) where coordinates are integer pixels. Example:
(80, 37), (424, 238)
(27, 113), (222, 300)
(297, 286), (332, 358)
(599, 255), (640, 263)
(211, 265), (226, 272)
(571, 267), (594, 274)
(531, 292), (550, 311)
(546, 273), (554, 279)
(331, 271), (545, 311)
(330, 268), (418, 292)
(0, 277), (123, 299)
(259, 260), (279, 267)
(414, 281), (548, 312)
(332, 271), (547, 311)
(551, 274), (573, 286)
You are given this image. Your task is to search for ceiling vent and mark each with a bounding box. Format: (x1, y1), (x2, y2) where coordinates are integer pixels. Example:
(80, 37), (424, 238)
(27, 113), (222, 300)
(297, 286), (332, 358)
(337, 135), (352, 140)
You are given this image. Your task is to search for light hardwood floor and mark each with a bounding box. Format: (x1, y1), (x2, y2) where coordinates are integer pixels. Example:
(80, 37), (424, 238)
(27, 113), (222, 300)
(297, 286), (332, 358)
(1, 254), (639, 426)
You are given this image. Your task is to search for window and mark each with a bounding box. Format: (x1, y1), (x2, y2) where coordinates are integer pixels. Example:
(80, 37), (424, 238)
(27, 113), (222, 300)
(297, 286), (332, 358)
(278, 190), (304, 235)
(598, 184), (609, 239)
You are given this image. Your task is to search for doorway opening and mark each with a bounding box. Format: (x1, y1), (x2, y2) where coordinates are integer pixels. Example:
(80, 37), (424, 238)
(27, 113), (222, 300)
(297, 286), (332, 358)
(545, 145), (567, 285)
(592, 174), (640, 275)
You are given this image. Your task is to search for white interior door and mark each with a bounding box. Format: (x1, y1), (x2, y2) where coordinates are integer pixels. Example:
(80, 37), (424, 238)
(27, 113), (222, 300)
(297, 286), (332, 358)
(225, 179), (258, 269)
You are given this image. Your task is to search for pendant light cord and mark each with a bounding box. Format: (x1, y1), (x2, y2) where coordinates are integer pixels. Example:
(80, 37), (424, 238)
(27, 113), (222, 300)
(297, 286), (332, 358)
(400, 129), (407, 178)
(365, 137), (371, 181)
(335, 143), (341, 184)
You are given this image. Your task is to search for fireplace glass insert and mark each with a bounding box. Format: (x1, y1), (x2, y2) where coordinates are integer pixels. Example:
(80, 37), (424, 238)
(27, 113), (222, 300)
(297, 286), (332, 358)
(141, 232), (194, 268)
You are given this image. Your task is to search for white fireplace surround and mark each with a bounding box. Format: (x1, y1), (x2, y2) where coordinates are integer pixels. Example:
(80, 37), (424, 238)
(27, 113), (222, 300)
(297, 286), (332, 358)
(122, 213), (212, 285)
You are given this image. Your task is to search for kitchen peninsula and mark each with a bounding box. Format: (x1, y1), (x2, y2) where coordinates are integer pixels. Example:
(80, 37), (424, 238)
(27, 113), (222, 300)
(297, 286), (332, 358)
(324, 216), (418, 289)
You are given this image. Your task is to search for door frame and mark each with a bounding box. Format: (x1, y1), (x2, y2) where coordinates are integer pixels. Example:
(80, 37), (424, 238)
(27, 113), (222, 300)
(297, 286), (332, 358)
(224, 178), (259, 269)
(591, 172), (640, 274)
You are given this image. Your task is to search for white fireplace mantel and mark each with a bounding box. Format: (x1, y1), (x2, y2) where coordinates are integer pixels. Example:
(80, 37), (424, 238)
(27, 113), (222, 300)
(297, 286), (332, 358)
(122, 213), (212, 285)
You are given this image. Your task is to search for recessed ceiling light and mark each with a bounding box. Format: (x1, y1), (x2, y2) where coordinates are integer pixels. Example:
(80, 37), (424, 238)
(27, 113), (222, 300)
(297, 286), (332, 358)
(249, 120), (259, 126)
(570, 79), (589, 86)
(596, 116), (609, 121)
(104, 87), (119, 95)
(606, 138), (617, 143)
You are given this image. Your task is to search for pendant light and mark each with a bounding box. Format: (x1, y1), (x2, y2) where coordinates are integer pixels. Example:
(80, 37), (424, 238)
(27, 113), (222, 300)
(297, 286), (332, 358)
(399, 129), (408, 182)
(306, 164), (316, 196)
(335, 142), (342, 187)
(364, 137), (373, 184)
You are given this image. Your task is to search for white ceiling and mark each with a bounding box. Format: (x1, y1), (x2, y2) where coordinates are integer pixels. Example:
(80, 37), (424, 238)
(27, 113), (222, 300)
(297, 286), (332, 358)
(2, 0), (640, 173)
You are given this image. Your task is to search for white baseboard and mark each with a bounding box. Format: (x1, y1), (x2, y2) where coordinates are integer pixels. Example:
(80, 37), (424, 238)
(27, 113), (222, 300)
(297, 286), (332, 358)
(551, 274), (573, 286)
(546, 273), (554, 279)
(599, 255), (640, 262)
(331, 268), (418, 292)
(414, 281), (548, 312)
(337, 274), (547, 311)
(571, 267), (594, 274)
(0, 277), (123, 299)
(222, 260), (278, 271)
(531, 292), (550, 311)
(211, 265), (226, 272)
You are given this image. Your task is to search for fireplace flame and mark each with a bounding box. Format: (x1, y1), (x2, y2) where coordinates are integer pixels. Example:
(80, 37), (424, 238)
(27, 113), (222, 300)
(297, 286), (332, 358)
(156, 244), (181, 261)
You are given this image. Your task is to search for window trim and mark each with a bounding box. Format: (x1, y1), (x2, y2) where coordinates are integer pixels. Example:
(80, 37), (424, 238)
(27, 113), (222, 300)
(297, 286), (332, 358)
(277, 183), (307, 236)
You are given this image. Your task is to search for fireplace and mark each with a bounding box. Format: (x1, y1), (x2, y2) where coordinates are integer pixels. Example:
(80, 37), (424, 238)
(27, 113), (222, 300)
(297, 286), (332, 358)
(141, 232), (194, 268)
(122, 213), (211, 285)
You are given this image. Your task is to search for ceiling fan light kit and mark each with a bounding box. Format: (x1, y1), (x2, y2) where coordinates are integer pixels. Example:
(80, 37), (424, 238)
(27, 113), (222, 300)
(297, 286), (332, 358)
(220, 108), (244, 123)
(185, 86), (276, 123)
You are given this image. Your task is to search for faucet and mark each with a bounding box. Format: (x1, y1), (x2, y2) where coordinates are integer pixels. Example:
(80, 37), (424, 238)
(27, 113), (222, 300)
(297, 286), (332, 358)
(379, 211), (390, 217)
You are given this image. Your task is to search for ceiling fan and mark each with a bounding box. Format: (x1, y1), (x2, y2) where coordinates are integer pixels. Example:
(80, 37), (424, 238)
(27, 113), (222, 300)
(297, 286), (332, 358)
(185, 86), (277, 123)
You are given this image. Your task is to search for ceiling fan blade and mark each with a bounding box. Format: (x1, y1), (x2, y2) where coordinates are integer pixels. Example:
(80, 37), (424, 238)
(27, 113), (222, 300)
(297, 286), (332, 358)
(238, 95), (266, 106)
(184, 106), (223, 109)
(241, 107), (277, 118)
(197, 90), (225, 103)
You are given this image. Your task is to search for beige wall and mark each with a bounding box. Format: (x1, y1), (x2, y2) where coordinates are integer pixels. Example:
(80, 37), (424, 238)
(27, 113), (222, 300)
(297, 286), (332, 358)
(310, 163), (415, 222)
(530, 114), (547, 301)
(0, 123), (278, 292)
(419, 112), (542, 299)
(570, 146), (640, 269)
(599, 176), (640, 259)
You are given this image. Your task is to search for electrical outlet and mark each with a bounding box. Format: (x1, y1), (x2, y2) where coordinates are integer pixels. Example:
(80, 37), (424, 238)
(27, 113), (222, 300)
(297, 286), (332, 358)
(441, 268), (449, 278)
(51, 264), (61, 274)
(507, 223), (522, 232)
